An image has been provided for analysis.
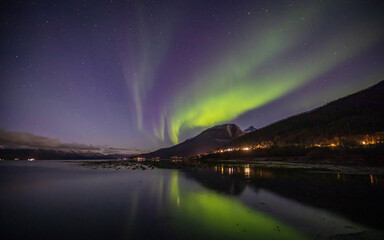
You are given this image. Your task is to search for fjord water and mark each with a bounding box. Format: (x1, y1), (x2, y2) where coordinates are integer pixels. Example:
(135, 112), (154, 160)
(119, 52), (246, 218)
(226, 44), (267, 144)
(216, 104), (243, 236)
(0, 161), (383, 240)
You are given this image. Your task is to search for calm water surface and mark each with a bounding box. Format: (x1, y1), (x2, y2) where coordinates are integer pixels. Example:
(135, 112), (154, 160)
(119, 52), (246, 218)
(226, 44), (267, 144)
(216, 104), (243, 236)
(0, 160), (383, 240)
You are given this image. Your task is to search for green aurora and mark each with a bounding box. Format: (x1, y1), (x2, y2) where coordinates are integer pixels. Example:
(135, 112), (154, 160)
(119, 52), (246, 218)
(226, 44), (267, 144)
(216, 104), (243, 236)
(165, 9), (383, 143)
(117, 2), (384, 146)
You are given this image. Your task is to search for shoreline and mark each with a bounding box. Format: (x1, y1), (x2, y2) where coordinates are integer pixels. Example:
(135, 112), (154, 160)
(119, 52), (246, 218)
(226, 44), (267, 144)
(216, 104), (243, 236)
(78, 158), (384, 175)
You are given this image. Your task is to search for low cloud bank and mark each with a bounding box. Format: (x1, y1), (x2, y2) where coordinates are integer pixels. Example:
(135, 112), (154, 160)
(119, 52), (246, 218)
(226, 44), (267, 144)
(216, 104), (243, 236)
(101, 147), (147, 155)
(0, 129), (146, 155)
(0, 128), (99, 150)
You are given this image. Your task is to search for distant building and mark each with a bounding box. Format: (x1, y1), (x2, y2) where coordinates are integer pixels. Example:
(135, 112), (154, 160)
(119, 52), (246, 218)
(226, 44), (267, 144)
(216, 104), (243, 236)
(134, 157), (145, 162)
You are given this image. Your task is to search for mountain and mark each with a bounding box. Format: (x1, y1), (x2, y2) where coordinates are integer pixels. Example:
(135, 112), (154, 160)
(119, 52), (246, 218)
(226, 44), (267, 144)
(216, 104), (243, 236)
(0, 146), (140, 160)
(141, 124), (245, 158)
(244, 126), (257, 133)
(0, 147), (141, 160)
(227, 80), (384, 148)
(0, 148), (109, 160)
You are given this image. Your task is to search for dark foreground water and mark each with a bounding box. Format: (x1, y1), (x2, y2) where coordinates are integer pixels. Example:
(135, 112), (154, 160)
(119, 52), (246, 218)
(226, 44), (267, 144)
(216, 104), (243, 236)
(0, 161), (383, 240)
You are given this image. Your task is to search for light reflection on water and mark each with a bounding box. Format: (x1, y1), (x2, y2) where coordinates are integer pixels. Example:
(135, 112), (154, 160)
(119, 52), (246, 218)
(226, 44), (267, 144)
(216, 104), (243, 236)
(214, 164), (383, 186)
(0, 160), (383, 240)
(210, 163), (384, 233)
(168, 170), (306, 240)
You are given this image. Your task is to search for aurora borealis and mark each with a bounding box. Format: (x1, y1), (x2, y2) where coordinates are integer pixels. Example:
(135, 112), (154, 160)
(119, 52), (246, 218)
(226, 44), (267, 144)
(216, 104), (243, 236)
(1, 0), (384, 151)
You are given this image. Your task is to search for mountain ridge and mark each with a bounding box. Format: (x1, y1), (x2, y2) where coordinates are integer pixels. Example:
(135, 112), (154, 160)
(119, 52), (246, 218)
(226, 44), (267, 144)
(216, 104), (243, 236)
(141, 124), (244, 158)
(227, 80), (384, 148)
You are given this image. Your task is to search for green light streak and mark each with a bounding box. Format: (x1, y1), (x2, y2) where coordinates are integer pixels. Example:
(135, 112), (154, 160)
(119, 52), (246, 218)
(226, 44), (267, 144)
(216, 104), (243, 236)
(169, 170), (180, 199)
(153, 113), (165, 141)
(167, 15), (382, 143)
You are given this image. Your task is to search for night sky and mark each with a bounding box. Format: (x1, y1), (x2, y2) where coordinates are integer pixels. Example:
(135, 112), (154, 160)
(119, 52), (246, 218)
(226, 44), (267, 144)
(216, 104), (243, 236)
(1, 0), (384, 151)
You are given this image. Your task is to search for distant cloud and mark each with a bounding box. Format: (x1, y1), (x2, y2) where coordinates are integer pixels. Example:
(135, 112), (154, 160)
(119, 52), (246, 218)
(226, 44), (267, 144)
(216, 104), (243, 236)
(0, 129), (148, 155)
(100, 147), (147, 155)
(0, 128), (99, 150)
